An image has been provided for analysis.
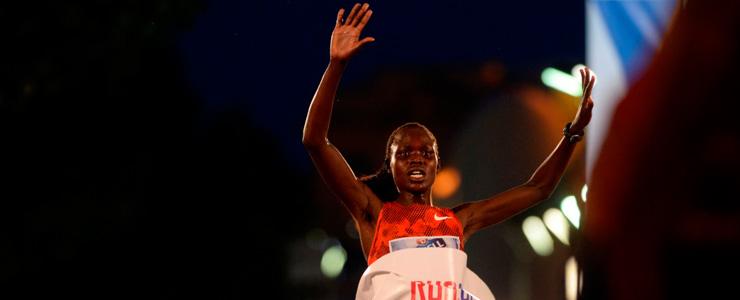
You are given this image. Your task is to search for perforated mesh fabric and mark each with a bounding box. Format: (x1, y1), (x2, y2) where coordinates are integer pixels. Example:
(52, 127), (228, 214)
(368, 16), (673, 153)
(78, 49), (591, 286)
(368, 202), (464, 265)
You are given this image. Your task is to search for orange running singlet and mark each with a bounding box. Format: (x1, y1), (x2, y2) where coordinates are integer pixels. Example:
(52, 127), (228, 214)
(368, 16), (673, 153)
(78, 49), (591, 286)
(367, 202), (465, 265)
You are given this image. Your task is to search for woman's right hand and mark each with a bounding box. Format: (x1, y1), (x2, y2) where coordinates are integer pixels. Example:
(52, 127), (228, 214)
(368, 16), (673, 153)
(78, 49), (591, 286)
(330, 3), (375, 63)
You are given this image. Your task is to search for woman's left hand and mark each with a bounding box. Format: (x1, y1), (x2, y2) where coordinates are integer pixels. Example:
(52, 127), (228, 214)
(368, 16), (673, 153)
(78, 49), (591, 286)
(570, 67), (596, 132)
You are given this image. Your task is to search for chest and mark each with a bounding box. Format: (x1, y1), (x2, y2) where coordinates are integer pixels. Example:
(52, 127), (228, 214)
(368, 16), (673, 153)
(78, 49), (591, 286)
(376, 204), (461, 236)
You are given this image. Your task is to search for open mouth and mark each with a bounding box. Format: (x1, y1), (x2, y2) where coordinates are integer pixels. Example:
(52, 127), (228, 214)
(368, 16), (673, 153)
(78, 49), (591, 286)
(408, 169), (426, 181)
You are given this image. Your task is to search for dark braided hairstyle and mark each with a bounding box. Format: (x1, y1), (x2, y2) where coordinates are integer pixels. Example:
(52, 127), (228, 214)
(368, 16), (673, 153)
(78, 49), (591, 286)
(359, 122), (440, 202)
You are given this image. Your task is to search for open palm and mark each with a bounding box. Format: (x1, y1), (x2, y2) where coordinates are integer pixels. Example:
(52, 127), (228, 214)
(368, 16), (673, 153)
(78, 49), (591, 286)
(330, 3), (375, 62)
(571, 67), (596, 132)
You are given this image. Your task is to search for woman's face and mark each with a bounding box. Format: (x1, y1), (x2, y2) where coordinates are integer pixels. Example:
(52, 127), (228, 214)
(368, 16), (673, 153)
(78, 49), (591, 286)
(389, 127), (439, 194)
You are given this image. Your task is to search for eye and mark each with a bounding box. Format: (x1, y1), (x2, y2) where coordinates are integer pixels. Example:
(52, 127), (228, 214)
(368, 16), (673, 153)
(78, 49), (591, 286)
(397, 151), (410, 158)
(423, 151), (435, 158)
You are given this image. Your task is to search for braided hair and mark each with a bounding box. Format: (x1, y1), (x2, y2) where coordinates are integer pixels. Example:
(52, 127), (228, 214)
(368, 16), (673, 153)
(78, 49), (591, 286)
(359, 122), (440, 201)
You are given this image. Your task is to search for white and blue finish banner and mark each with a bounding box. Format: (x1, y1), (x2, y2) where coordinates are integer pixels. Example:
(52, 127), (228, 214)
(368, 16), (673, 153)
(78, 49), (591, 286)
(586, 0), (678, 177)
(356, 248), (495, 300)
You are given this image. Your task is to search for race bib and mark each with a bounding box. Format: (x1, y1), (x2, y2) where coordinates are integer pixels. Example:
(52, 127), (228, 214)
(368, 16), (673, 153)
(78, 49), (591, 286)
(389, 236), (461, 252)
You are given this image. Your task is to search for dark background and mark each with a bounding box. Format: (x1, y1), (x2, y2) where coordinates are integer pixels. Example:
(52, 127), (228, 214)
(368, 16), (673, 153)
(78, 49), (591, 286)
(0, 1), (584, 299)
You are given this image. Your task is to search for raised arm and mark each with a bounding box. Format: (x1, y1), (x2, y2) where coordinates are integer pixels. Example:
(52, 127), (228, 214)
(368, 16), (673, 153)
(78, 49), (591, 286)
(302, 3), (377, 220)
(455, 68), (596, 240)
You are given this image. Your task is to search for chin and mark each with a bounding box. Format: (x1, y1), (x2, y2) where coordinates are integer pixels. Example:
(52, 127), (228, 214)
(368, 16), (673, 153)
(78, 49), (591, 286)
(407, 184), (430, 193)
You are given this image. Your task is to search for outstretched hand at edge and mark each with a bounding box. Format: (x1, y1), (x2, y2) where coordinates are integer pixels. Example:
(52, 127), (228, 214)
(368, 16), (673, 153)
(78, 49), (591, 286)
(570, 67), (597, 132)
(330, 3), (375, 63)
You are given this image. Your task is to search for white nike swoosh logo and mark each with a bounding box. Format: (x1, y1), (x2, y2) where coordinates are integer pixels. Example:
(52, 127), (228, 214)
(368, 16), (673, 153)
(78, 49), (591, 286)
(434, 214), (451, 221)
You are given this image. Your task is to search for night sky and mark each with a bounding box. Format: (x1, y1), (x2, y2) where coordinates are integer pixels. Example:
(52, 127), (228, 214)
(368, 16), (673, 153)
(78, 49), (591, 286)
(1, 1), (584, 299)
(178, 0), (583, 169)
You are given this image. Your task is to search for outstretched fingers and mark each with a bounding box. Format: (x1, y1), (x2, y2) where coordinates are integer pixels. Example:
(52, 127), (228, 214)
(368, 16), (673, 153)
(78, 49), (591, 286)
(357, 36), (376, 48)
(330, 3), (375, 59)
(581, 71), (596, 106)
(357, 8), (373, 30)
(585, 75), (596, 108)
(352, 3), (370, 27)
(345, 3), (362, 26)
(581, 67), (592, 90)
(581, 68), (596, 93)
(580, 68), (587, 90)
(335, 8), (345, 28)
(339, 3), (372, 29)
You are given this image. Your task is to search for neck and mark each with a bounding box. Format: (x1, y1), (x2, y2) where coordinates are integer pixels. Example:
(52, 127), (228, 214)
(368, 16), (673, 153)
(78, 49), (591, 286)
(396, 191), (433, 206)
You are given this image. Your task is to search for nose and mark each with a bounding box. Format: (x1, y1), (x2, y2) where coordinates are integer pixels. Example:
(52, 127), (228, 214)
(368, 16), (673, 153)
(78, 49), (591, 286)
(409, 151), (424, 164)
